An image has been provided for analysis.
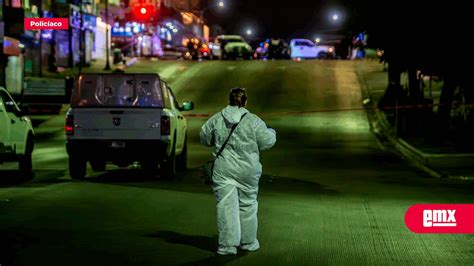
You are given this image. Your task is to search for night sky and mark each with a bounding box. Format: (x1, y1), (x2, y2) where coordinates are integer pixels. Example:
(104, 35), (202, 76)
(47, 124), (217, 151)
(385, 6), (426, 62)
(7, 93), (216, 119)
(204, 0), (470, 48)
(205, 0), (346, 40)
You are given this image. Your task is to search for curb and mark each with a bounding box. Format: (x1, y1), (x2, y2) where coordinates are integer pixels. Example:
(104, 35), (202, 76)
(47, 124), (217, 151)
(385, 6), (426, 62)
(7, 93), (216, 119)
(356, 70), (474, 179)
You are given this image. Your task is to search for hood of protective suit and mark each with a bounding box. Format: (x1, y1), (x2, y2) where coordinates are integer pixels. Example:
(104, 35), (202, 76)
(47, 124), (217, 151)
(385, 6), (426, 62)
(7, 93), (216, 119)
(221, 105), (249, 124)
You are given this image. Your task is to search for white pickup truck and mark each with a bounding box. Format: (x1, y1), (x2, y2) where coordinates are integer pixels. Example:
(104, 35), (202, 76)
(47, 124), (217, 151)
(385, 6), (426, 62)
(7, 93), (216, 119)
(290, 39), (336, 59)
(0, 87), (35, 177)
(65, 73), (194, 179)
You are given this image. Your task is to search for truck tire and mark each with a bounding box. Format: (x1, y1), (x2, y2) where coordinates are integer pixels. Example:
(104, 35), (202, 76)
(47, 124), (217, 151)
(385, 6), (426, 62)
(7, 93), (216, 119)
(176, 135), (187, 171)
(69, 156), (87, 180)
(19, 134), (34, 178)
(160, 136), (176, 179)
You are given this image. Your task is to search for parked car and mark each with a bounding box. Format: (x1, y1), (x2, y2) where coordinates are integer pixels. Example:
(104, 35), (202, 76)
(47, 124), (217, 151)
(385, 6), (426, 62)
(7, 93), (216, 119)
(160, 45), (188, 60)
(210, 35), (253, 60)
(255, 38), (289, 59)
(65, 73), (194, 179)
(290, 39), (336, 59)
(200, 43), (212, 60)
(0, 87), (35, 177)
(184, 38), (211, 60)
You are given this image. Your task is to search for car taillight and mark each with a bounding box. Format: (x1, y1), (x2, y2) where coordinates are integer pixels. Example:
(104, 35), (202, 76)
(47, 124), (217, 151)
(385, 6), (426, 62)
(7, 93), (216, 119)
(65, 115), (74, 135)
(161, 116), (170, 135)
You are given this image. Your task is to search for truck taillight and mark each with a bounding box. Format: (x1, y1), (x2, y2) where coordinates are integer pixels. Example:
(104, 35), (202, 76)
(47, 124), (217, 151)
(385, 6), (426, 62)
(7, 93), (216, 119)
(65, 115), (74, 135)
(161, 116), (170, 135)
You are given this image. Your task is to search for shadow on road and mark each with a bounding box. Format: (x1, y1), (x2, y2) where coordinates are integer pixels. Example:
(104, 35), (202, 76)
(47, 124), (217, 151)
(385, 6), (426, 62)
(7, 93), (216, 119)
(90, 167), (195, 184)
(0, 170), (67, 188)
(0, 231), (37, 266)
(0, 170), (35, 187)
(86, 168), (338, 197)
(146, 230), (246, 266)
(259, 174), (339, 195)
(147, 231), (217, 253)
(88, 167), (214, 194)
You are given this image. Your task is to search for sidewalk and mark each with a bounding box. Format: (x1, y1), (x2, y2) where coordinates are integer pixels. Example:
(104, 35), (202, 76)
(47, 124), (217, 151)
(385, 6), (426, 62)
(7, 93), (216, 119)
(357, 60), (474, 179)
(40, 57), (139, 79)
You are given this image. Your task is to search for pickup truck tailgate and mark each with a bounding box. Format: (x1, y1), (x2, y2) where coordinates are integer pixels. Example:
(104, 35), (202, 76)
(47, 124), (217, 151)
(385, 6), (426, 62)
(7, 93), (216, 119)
(72, 108), (163, 140)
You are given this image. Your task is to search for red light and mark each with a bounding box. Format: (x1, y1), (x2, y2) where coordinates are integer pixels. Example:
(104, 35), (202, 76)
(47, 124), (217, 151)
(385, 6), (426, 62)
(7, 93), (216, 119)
(66, 126), (74, 133)
(161, 116), (170, 135)
(200, 46), (210, 53)
(131, 2), (156, 21)
(65, 115), (74, 135)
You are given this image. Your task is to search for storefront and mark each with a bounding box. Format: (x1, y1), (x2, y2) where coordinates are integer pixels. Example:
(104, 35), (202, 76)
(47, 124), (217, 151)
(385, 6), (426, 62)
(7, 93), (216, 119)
(92, 17), (110, 60)
(69, 5), (96, 66)
(3, 36), (23, 95)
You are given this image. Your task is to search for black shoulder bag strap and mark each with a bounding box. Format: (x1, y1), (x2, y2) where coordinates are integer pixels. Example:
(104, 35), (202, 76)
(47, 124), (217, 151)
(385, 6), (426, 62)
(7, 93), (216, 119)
(215, 112), (247, 159)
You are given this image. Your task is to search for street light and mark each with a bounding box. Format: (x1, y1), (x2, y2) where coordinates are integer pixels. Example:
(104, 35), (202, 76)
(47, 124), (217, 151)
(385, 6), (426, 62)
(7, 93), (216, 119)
(246, 29), (252, 36)
(200, 1), (225, 20)
(315, 37), (321, 44)
(332, 14), (339, 21)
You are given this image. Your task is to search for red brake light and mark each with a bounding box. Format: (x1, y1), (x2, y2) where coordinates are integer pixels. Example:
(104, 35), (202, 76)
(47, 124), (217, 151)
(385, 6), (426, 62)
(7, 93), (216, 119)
(161, 116), (170, 135)
(65, 115), (74, 135)
(131, 2), (156, 21)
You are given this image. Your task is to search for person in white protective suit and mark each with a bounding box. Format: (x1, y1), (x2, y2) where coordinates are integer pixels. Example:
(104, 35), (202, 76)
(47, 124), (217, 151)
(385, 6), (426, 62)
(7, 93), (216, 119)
(200, 88), (276, 255)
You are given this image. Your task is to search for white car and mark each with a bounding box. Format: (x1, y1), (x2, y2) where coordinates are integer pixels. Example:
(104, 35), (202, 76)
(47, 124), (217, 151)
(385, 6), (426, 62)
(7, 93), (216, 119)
(65, 73), (194, 179)
(0, 87), (35, 177)
(290, 39), (335, 59)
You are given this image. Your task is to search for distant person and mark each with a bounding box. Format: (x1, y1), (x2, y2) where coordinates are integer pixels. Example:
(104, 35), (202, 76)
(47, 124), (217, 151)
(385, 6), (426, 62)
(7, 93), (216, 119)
(48, 43), (57, 72)
(351, 32), (367, 59)
(200, 88), (276, 255)
(356, 32), (367, 59)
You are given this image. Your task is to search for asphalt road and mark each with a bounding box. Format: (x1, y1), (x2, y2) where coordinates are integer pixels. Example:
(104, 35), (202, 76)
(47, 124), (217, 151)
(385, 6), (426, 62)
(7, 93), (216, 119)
(1, 60), (473, 266)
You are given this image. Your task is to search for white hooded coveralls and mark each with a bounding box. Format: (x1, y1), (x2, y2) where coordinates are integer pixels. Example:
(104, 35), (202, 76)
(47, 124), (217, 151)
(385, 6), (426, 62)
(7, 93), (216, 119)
(200, 105), (276, 252)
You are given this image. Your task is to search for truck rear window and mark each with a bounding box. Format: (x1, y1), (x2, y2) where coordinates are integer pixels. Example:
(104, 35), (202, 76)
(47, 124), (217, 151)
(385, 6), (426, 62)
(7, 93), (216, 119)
(71, 75), (164, 108)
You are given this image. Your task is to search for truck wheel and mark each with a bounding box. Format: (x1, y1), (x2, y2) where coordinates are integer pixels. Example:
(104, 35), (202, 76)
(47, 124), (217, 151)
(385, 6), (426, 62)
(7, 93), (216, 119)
(141, 159), (158, 178)
(19, 134), (34, 178)
(69, 156), (87, 180)
(90, 160), (106, 172)
(161, 138), (176, 179)
(176, 136), (187, 171)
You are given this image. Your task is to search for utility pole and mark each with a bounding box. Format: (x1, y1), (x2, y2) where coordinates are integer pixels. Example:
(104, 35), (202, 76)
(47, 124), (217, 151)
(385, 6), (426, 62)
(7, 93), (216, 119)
(0, 1), (5, 87)
(104, 0), (111, 70)
(78, 0), (84, 73)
